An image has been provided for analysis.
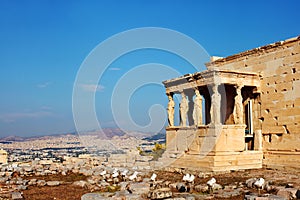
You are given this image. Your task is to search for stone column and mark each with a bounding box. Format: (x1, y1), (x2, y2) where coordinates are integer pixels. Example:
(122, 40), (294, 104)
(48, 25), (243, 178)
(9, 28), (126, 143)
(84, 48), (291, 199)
(210, 83), (221, 125)
(193, 88), (203, 126)
(179, 91), (188, 127)
(187, 93), (194, 126)
(254, 130), (263, 151)
(167, 93), (175, 127)
(233, 85), (244, 124)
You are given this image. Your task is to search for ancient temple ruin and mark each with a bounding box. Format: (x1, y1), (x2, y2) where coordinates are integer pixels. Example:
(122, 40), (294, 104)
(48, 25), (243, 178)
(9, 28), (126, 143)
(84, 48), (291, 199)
(162, 36), (300, 171)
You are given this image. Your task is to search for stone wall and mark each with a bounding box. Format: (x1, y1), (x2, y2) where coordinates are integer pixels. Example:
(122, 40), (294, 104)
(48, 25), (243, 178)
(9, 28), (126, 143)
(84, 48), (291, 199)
(164, 125), (262, 171)
(206, 36), (300, 170)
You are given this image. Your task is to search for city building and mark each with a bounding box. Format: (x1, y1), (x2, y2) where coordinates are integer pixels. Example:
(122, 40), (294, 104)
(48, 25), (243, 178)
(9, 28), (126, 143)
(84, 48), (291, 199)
(0, 149), (8, 164)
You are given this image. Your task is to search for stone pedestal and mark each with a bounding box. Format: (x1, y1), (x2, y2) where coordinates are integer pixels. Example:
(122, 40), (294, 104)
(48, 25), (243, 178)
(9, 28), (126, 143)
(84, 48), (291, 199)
(163, 125), (263, 171)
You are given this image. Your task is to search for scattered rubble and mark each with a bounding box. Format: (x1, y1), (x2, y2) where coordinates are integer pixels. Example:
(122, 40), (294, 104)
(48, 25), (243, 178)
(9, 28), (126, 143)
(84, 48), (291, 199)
(0, 153), (300, 200)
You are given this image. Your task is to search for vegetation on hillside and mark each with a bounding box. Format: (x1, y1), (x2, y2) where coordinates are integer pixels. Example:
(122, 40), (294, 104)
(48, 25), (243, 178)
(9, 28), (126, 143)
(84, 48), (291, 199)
(137, 143), (166, 161)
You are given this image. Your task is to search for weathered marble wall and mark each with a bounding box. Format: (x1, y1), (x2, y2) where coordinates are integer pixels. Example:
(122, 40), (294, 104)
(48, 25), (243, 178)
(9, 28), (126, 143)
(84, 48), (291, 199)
(206, 36), (300, 170)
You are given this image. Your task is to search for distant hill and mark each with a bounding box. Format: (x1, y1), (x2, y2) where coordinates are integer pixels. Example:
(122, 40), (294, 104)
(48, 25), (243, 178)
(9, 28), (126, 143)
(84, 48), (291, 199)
(79, 128), (153, 139)
(0, 128), (155, 142)
(101, 128), (126, 138)
(0, 135), (26, 142)
(143, 132), (166, 142)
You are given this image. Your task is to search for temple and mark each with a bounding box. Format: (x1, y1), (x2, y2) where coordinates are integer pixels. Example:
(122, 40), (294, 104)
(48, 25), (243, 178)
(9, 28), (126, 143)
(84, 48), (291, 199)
(161, 36), (300, 171)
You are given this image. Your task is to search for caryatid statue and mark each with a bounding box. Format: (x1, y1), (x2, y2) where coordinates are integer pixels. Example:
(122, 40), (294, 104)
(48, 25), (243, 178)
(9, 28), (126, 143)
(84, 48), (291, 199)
(167, 93), (175, 126)
(179, 91), (188, 126)
(193, 89), (203, 126)
(210, 83), (221, 124)
(233, 85), (243, 124)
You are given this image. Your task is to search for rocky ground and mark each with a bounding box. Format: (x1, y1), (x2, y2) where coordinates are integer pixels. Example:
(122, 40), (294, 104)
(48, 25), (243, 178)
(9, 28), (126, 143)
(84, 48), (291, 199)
(1, 167), (299, 200)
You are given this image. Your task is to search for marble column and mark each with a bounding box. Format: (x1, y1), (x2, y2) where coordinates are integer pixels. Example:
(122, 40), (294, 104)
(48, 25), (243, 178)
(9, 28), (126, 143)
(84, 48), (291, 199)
(179, 91), (188, 127)
(193, 89), (203, 126)
(233, 85), (244, 124)
(167, 93), (175, 127)
(210, 83), (221, 125)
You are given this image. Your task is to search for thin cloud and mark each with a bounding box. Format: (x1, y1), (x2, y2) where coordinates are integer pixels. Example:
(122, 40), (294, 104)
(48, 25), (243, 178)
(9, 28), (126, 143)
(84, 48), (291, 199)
(0, 111), (52, 123)
(80, 84), (105, 92)
(108, 67), (121, 71)
(37, 82), (51, 88)
(40, 106), (52, 110)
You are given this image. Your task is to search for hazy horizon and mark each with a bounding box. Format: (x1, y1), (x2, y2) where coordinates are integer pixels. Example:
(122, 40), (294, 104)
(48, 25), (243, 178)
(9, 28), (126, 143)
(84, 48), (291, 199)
(1, 0), (300, 137)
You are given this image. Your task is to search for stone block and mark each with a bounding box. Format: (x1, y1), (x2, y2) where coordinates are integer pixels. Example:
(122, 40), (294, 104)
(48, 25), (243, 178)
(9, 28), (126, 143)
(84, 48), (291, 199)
(46, 181), (60, 186)
(283, 53), (300, 64)
(81, 193), (106, 200)
(274, 82), (293, 92)
(262, 124), (285, 134)
(274, 48), (292, 59)
(11, 192), (23, 200)
(251, 63), (268, 72)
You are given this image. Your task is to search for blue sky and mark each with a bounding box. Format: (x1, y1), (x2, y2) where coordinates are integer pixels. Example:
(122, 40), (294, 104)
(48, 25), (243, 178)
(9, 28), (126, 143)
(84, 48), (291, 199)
(0, 0), (299, 137)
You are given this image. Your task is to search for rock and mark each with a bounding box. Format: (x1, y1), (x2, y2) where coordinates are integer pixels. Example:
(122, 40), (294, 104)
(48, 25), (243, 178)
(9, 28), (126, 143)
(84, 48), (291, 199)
(214, 189), (242, 199)
(119, 182), (128, 191)
(73, 180), (88, 188)
(36, 180), (46, 186)
(176, 182), (188, 192)
(113, 177), (119, 184)
(110, 191), (136, 200)
(198, 172), (207, 178)
(245, 178), (257, 188)
(16, 179), (24, 185)
(194, 184), (209, 193)
(98, 181), (110, 188)
(265, 183), (276, 192)
(106, 178), (113, 183)
(148, 188), (172, 199)
(128, 182), (150, 195)
(11, 192), (23, 200)
(16, 185), (27, 190)
(224, 184), (237, 190)
(81, 193), (106, 200)
(6, 172), (13, 177)
(136, 176), (143, 182)
(99, 192), (115, 198)
(23, 167), (33, 172)
(80, 169), (93, 176)
(0, 177), (8, 183)
(28, 179), (37, 186)
(168, 183), (177, 190)
(244, 194), (257, 200)
(87, 178), (96, 185)
(46, 181), (60, 186)
(162, 181), (171, 187)
(114, 193), (142, 200)
(277, 187), (298, 199)
(88, 185), (100, 192)
(212, 183), (222, 191)
(245, 193), (287, 200)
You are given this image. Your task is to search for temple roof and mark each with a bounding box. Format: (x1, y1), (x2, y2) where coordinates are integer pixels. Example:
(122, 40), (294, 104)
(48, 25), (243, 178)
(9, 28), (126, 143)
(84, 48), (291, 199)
(163, 69), (261, 93)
